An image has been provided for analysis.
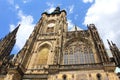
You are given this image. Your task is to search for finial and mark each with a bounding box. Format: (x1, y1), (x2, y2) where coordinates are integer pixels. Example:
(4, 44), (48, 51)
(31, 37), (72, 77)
(11, 24), (20, 35)
(55, 6), (60, 11)
(75, 25), (77, 31)
(87, 24), (89, 28)
(107, 39), (111, 46)
(18, 24), (21, 27)
(111, 41), (114, 45)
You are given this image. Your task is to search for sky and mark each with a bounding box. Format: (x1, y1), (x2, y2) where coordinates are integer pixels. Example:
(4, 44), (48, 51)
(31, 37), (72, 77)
(0, 0), (120, 71)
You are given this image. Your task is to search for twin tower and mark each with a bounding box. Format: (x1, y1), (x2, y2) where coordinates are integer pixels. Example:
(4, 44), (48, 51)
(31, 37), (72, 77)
(0, 7), (120, 80)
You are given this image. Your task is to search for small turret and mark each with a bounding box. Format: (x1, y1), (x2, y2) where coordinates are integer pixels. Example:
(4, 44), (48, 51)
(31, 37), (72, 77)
(107, 40), (120, 67)
(52, 6), (60, 14)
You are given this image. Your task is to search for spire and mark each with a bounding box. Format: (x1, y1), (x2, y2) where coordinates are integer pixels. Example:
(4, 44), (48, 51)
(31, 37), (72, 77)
(111, 41), (114, 46)
(108, 40), (120, 68)
(0, 24), (20, 60)
(11, 24), (20, 36)
(107, 39), (111, 47)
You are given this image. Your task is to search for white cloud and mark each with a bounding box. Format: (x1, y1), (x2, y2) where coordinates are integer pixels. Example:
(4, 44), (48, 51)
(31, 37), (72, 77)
(68, 5), (74, 14)
(47, 7), (55, 13)
(115, 67), (120, 72)
(9, 10), (35, 49)
(67, 19), (74, 30)
(10, 24), (16, 31)
(15, 4), (20, 10)
(23, 0), (31, 3)
(83, 0), (120, 48)
(7, 0), (20, 11)
(46, 2), (55, 13)
(7, 0), (14, 5)
(83, 0), (94, 3)
(46, 2), (54, 7)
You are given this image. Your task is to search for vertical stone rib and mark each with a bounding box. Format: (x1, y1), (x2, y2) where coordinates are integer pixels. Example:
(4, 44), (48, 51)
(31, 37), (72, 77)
(88, 24), (109, 63)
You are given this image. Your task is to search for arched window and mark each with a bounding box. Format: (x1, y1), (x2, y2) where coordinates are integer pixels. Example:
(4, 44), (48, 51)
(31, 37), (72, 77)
(97, 73), (101, 80)
(36, 44), (50, 66)
(63, 42), (95, 65)
(64, 49), (68, 64)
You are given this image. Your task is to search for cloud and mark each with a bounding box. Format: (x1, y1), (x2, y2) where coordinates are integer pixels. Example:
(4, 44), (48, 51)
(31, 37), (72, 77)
(67, 19), (74, 30)
(7, 0), (20, 11)
(47, 7), (55, 13)
(10, 24), (16, 31)
(83, 0), (94, 3)
(15, 4), (20, 10)
(7, 0), (14, 5)
(116, 67), (120, 72)
(83, 0), (120, 48)
(46, 2), (55, 13)
(9, 10), (35, 49)
(23, 0), (32, 3)
(68, 5), (74, 14)
(46, 2), (54, 7)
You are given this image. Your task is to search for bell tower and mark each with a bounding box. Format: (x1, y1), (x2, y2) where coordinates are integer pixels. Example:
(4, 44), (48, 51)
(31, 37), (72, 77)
(40, 7), (67, 34)
(16, 7), (67, 72)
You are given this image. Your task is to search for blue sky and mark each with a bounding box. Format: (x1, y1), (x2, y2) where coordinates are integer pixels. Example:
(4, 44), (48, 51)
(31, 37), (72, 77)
(0, 0), (94, 53)
(0, 0), (120, 72)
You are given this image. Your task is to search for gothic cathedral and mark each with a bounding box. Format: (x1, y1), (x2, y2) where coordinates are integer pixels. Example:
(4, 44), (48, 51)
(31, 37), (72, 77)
(0, 7), (120, 80)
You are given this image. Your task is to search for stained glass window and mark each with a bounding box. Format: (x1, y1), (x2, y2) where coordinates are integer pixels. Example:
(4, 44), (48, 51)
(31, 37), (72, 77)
(63, 42), (95, 64)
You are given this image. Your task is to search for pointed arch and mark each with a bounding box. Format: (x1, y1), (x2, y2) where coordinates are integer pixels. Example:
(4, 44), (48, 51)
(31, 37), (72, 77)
(35, 42), (52, 65)
(63, 38), (95, 65)
(64, 37), (91, 48)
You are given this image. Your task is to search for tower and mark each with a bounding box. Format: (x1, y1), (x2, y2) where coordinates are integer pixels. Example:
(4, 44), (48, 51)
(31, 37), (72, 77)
(13, 7), (68, 79)
(0, 24), (19, 74)
(0, 7), (119, 80)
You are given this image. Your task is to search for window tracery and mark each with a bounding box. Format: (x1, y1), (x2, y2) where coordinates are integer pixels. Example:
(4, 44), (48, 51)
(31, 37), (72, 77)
(63, 42), (95, 64)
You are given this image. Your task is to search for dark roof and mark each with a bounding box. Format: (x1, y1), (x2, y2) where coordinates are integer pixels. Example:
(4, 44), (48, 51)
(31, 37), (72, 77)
(42, 7), (66, 16)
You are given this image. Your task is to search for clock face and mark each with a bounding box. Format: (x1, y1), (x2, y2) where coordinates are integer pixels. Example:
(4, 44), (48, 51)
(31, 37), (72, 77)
(47, 23), (55, 27)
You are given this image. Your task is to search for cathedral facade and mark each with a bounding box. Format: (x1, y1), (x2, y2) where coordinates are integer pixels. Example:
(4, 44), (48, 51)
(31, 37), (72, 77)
(0, 7), (120, 80)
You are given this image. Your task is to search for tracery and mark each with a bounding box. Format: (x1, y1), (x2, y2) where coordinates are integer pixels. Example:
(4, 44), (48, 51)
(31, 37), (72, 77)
(63, 42), (95, 65)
